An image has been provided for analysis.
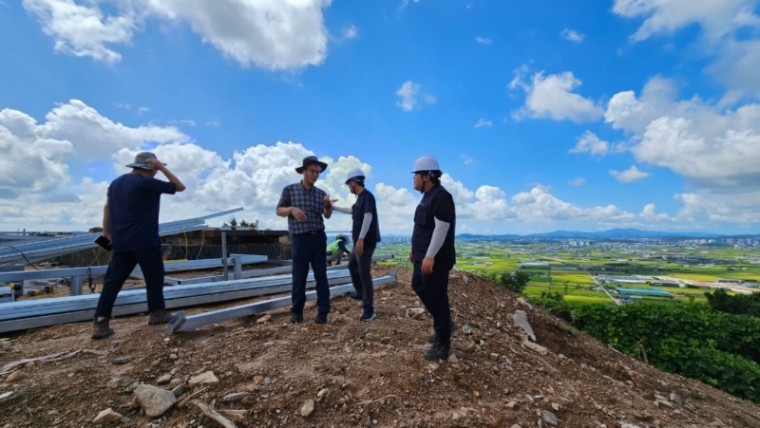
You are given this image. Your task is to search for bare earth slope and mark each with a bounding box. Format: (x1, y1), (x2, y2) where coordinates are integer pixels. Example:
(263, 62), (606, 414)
(1, 266), (759, 427)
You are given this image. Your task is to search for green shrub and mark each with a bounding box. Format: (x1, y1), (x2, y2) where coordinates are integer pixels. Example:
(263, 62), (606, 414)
(529, 292), (573, 322)
(493, 271), (530, 294)
(705, 289), (760, 317)
(654, 338), (760, 402)
(572, 302), (760, 403)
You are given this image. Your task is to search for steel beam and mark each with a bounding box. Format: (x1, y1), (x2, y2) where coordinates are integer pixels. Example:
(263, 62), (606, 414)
(0, 275), (354, 333)
(169, 274), (396, 334)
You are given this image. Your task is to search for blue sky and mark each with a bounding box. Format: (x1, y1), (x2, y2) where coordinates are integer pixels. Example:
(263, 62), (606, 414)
(2, 0), (760, 235)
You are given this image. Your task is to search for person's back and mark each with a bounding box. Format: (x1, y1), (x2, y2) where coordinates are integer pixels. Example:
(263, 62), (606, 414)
(108, 173), (167, 251)
(327, 239), (341, 254)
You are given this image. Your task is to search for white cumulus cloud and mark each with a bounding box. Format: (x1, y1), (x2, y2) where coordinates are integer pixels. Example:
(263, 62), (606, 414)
(610, 165), (650, 183)
(570, 131), (610, 156)
(604, 75), (760, 223)
(511, 71), (604, 123)
(613, 0), (760, 100)
(23, 0), (332, 69)
(395, 80), (435, 112)
(561, 28), (585, 43)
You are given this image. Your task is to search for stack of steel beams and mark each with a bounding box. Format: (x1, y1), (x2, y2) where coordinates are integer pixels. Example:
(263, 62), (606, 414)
(0, 268), (353, 333)
(169, 273), (397, 333)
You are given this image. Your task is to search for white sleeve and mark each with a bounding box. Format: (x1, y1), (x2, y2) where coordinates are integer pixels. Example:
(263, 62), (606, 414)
(359, 213), (372, 239)
(332, 206), (352, 214)
(425, 218), (450, 258)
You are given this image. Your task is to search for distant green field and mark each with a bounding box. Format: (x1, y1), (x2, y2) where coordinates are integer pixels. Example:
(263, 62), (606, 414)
(376, 239), (760, 305)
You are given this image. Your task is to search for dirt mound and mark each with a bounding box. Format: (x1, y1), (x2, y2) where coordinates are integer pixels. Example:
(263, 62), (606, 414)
(1, 267), (759, 427)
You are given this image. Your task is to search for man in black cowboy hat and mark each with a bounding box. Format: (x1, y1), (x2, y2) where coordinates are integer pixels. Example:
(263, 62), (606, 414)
(92, 151), (186, 339)
(276, 155), (334, 324)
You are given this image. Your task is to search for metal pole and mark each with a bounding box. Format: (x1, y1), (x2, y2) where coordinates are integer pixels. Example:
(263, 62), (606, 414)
(71, 276), (83, 296)
(233, 256), (242, 280)
(221, 229), (228, 280)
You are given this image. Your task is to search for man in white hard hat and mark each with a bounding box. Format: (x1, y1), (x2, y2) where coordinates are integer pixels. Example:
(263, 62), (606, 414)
(409, 155), (456, 360)
(276, 155), (334, 324)
(92, 151), (186, 339)
(333, 168), (382, 321)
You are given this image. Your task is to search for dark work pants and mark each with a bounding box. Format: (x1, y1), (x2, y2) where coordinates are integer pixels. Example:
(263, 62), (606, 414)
(348, 245), (376, 311)
(95, 246), (166, 318)
(291, 231), (330, 315)
(411, 261), (452, 336)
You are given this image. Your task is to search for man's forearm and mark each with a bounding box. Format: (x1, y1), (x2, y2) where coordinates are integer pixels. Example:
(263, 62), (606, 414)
(159, 166), (186, 192)
(359, 213), (372, 239)
(102, 203), (110, 236)
(425, 218), (450, 259)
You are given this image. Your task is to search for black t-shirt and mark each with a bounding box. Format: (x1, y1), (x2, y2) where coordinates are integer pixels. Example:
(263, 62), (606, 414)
(108, 173), (177, 252)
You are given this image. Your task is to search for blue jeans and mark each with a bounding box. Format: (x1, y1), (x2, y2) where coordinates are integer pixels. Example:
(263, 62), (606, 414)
(411, 261), (452, 334)
(291, 231), (330, 315)
(95, 246), (166, 318)
(348, 245), (376, 311)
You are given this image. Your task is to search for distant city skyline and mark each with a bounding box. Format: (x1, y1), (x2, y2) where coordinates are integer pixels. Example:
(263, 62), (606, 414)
(2, 1), (760, 235)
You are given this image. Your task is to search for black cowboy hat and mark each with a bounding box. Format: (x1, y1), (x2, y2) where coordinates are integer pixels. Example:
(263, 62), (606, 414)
(295, 155), (328, 174)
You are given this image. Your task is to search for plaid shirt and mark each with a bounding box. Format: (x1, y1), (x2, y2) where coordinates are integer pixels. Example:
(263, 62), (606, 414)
(278, 182), (328, 235)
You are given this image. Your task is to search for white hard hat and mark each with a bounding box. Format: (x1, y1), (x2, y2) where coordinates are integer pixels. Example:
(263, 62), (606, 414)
(412, 156), (441, 173)
(344, 168), (365, 184)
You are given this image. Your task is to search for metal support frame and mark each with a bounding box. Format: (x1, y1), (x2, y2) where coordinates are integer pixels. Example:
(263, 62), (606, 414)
(221, 229), (229, 280)
(0, 208), (243, 266)
(162, 255), (393, 286)
(1, 255), (267, 296)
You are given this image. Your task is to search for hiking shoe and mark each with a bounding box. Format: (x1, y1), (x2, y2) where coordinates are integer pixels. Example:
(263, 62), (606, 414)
(428, 320), (457, 343)
(91, 319), (114, 340)
(315, 312), (328, 324)
(423, 342), (451, 361)
(148, 309), (173, 325)
(290, 312), (304, 323)
(359, 310), (376, 322)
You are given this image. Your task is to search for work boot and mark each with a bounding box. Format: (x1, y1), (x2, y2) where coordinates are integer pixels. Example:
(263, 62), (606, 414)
(315, 312), (328, 324)
(91, 318), (114, 340)
(359, 309), (376, 322)
(424, 334), (451, 361)
(148, 309), (173, 325)
(290, 312), (304, 323)
(428, 320), (457, 343)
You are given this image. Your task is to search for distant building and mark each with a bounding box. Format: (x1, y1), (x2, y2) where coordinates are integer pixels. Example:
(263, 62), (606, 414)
(519, 262), (550, 268)
(615, 287), (672, 298)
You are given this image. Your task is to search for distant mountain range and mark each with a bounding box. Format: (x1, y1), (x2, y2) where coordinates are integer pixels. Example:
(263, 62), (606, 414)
(457, 228), (755, 240)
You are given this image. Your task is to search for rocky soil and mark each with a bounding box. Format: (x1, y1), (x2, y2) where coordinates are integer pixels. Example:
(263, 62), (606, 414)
(1, 266), (759, 427)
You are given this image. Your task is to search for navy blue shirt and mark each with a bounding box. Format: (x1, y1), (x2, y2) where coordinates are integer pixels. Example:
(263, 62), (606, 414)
(107, 174), (177, 252)
(352, 189), (381, 248)
(411, 184), (456, 269)
(278, 182), (328, 235)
